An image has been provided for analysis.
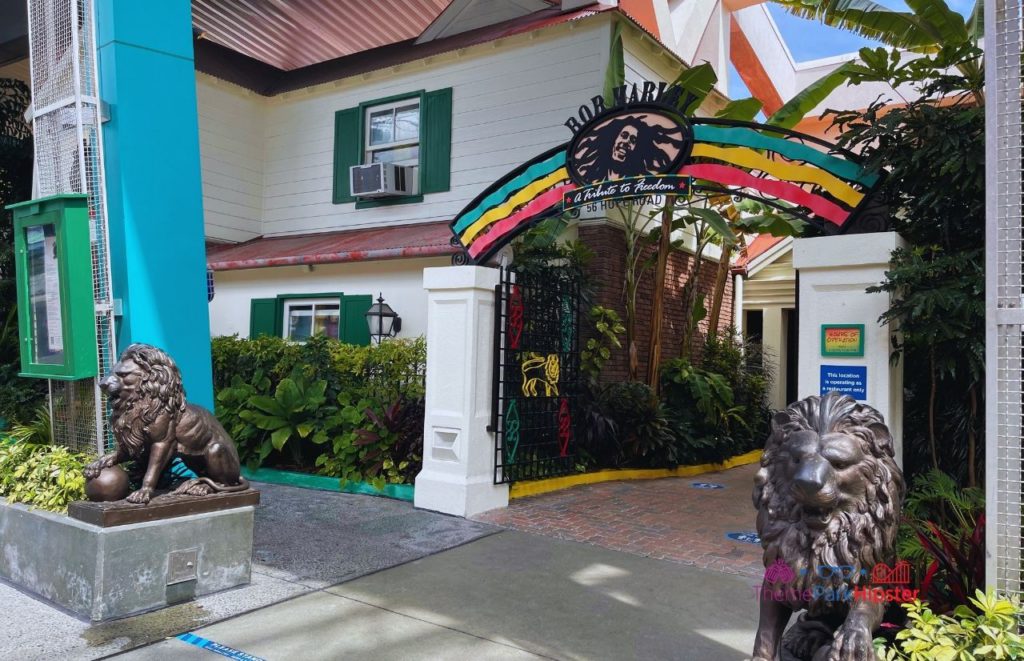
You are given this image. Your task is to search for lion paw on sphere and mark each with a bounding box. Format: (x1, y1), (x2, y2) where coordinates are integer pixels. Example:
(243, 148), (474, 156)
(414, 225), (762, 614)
(83, 343), (250, 504)
(750, 392), (905, 661)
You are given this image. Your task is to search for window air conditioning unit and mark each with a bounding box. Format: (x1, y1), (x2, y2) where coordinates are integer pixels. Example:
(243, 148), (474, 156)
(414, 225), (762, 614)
(350, 163), (416, 198)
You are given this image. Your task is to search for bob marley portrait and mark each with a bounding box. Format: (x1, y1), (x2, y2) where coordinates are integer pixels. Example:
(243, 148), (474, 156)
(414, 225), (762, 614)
(568, 109), (690, 186)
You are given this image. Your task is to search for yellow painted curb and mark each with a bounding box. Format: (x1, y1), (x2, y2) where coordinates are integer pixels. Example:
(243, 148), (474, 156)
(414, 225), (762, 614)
(509, 449), (763, 499)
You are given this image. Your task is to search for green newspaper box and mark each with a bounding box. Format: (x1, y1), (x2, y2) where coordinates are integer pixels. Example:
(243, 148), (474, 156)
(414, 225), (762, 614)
(7, 194), (97, 380)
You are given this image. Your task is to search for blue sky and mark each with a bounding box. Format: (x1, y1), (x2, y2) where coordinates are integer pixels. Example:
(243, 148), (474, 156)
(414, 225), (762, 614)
(728, 0), (975, 99)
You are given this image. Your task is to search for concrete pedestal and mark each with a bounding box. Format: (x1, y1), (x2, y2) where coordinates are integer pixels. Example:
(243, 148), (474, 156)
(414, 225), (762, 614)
(0, 498), (254, 621)
(415, 266), (509, 517)
(793, 232), (905, 465)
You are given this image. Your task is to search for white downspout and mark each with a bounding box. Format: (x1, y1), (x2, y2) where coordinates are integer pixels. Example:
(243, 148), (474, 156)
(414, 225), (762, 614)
(733, 273), (744, 338)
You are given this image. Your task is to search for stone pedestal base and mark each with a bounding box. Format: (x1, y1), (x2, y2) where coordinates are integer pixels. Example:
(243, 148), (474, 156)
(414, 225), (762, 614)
(0, 497), (254, 621)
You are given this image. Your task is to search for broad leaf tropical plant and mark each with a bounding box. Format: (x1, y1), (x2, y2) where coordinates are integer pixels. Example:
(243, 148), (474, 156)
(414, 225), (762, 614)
(352, 396), (425, 489)
(239, 370), (329, 466)
(766, 60), (865, 129)
(0, 442), (89, 512)
(875, 589), (1024, 660)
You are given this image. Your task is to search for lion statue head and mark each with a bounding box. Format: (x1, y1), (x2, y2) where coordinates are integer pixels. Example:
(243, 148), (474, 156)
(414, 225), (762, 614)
(99, 343), (186, 459)
(753, 392), (905, 617)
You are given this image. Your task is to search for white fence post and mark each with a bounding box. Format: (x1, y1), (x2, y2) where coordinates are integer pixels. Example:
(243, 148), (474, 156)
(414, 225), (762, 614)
(415, 266), (509, 517)
(985, 0), (1023, 595)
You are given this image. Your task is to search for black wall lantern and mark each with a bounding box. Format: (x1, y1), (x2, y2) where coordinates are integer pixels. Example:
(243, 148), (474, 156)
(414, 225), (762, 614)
(365, 293), (401, 343)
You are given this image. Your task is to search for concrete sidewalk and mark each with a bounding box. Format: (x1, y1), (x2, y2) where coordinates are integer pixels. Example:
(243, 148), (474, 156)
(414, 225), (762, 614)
(118, 530), (761, 661)
(0, 482), (497, 661)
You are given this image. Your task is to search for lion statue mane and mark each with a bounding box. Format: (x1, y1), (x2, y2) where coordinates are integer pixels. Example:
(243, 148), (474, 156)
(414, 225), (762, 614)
(84, 343), (248, 505)
(109, 344), (186, 460)
(751, 392), (905, 661)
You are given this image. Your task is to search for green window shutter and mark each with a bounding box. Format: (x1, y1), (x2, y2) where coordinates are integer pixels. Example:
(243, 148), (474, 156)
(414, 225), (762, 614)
(333, 106), (361, 204)
(421, 87), (452, 195)
(340, 294), (373, 346)
(250, 298), (282, 338)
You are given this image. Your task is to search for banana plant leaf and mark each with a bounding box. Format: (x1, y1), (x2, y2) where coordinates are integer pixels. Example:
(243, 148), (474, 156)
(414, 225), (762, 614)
(603, 21), (625, 106)
(773, 0), (934, 49)
(716, 97), (763, 122)
(766, 60), (864, 129)
(670, 63), (718, 115)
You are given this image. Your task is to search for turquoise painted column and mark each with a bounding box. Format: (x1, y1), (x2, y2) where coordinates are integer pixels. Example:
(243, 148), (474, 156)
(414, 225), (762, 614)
(96, 0), (213, 407)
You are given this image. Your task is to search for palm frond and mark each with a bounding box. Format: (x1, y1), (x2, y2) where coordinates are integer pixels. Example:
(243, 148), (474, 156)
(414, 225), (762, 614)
(773, 0), (942, 52)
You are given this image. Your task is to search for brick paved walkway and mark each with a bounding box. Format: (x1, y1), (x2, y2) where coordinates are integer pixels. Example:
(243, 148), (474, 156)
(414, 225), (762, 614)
(474, 463), (764, 578)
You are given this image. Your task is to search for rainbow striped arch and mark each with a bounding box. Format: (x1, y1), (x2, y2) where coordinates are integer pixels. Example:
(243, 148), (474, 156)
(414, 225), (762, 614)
(449, 118), (884, 265)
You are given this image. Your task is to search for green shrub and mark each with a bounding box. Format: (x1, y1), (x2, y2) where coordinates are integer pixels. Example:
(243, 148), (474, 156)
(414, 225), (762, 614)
(0, 442), (89, 512)
(211, 334), (425, 405)
(586, 382), (675, 468)
(661, 356), (753, 464)
(0, 363), (47, 429)
(313, 391), (378, 483)
(216, 372), (273, 468)
(701, 330), (771, 446)
(657, 331), (772, 465)
(875, 590), (1024, 661)
(898, 470), (985, 575)
(316, 396), (424, 489)
(6, 405), (52, 444)
(580, 306), (624, 382)
(897, 469), (986, 614)
(211, 335), (426, 483)
(236, 369), (329, 468)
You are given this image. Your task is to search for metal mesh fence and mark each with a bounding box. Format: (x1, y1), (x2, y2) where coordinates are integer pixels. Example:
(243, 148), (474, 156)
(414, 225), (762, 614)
(27, 0), (114, 454)
(987, 0), (1024, 599)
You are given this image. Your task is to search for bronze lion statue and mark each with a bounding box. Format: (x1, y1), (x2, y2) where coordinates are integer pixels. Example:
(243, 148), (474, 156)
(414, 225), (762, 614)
(751, 392), (904, 661)
(83, 343), (248, 504)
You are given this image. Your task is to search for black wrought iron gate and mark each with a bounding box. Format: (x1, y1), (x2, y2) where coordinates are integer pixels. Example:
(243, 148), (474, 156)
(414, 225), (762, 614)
(491, 267), (580, 484)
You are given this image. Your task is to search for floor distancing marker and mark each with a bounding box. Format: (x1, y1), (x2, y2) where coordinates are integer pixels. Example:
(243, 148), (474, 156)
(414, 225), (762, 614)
(176, 632), (266, 661)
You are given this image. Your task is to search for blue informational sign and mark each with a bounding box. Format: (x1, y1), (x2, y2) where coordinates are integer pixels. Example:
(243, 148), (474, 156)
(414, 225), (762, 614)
(726, 531), (761, 544)
(691, 482), (725, 490)
(820, 365), (867, 400)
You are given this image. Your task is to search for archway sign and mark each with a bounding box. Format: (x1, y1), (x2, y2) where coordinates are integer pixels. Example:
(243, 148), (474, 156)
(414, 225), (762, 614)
(449, 81), (886, 264)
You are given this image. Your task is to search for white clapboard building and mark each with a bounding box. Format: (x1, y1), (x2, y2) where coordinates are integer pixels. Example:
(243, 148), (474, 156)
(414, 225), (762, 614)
(0, 0), (902, 348)
(192, 0), (738, 343)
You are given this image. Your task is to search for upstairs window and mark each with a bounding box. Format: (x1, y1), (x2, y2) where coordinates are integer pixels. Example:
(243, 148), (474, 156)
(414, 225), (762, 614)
(333, 88), (452, 207)
(366, 99), (420, 167)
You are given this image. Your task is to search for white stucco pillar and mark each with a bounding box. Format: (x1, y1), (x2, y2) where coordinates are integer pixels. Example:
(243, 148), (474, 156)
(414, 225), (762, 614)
(415, 266), (509, 517)
(793, 233), (906, 466)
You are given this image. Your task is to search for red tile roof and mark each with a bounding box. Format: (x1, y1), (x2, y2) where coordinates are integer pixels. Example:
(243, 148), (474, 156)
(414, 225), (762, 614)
(206, 221), (458, 271)
(195, 4), (617, 95)
(192, 0), (451, 71)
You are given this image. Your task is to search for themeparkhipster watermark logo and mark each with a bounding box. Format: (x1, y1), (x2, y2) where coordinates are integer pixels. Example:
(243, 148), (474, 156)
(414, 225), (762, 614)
(754, 559), (919, 604)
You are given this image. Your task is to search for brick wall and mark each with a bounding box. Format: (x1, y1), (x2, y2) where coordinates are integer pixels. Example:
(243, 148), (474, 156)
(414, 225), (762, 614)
(578, 222), (734, 384)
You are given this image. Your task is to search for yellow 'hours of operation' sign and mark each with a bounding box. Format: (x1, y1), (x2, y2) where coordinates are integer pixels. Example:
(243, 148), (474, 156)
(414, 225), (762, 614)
(821, 325), (864, 357)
